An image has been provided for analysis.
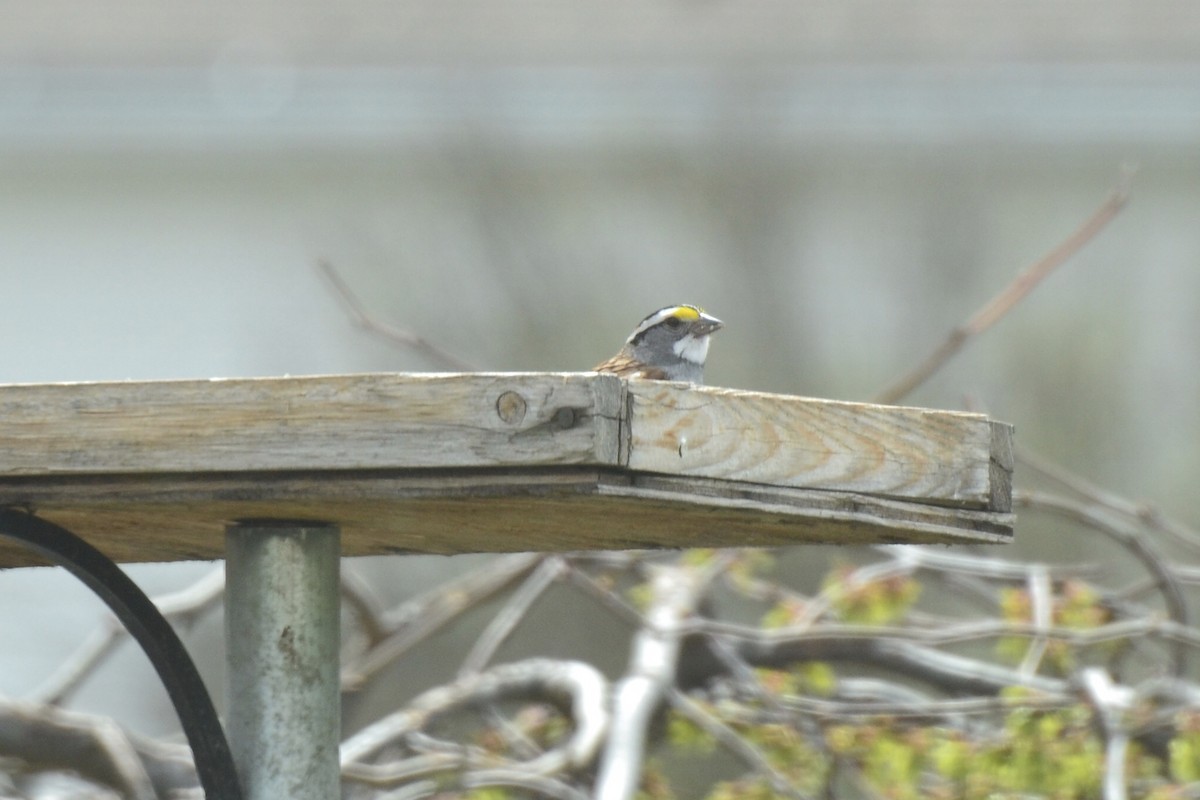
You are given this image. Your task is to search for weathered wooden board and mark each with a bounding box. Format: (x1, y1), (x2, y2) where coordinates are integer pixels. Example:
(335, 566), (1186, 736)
(0, 373), (1014, 566)
(0, 470), (1011, 568)
(625, 382), (1011, 511)
(0, 373), (623, 473)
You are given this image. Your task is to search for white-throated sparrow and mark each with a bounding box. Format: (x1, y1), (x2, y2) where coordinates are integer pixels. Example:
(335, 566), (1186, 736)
(593, 304), (723, 384)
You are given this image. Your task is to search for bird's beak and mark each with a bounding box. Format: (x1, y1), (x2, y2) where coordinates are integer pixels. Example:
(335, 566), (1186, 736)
(696, 312), (723, 335)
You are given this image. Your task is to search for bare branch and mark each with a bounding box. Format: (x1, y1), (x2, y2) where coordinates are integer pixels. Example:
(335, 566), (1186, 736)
(1016, 489), (1189, 674)
(1079, 668), (1134, 800)
(456, 769), (594, 800)
(1019, 445), (1200, 554)
(27, 566), (225, 705)
(562, 563), (648, 627)
(875, 166), (1135, 404)
(341, 658), (608, 778)
(0, 697), (193, 799)
(343, 553), (541, 690)
(339, 564), (389, 644)
(702, 615), (1200, 651)
(317, 259), (477, 371)
(765, 683), (1076, 721)
(459, 556), (566, 677)
(1017, 565), (1052, 676)
(594, 554), (734, 800)
(884, 545), (1097, 581)
(667, 688), (812, 800)
(26, 626), (122, 706)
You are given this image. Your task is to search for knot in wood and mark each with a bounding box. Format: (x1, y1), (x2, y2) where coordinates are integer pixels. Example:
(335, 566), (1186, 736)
(495, 391), (527, 425)
(552, 407), (577, 430)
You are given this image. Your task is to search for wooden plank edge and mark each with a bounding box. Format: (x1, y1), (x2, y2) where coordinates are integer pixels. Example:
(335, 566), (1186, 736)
(0, 372), (627, 476)
(989, 420), (1015, 514)
(620, 380), (1012, 512)
(0, 467), (1013, 567)
(606, 473), (1013, 545)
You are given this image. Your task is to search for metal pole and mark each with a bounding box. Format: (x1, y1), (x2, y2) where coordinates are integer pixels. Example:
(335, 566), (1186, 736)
(225, 521), (341, 800)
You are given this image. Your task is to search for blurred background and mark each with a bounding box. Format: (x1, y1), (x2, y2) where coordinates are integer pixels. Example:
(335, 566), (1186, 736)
(0, 0), (1198, 743)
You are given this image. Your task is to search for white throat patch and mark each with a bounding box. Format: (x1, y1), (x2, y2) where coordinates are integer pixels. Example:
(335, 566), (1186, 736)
(673, 333), (710, 365)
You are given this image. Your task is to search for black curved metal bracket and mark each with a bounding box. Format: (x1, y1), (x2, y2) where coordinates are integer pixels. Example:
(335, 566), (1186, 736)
(0, 508), (243, 800)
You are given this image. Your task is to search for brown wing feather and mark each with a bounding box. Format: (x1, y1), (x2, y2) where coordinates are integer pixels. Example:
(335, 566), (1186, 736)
(593, 352), (669, 380)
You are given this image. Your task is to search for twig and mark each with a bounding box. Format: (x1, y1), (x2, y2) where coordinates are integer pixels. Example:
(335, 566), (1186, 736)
(884, 545), (1096, 581)
(459, 556), (565, 677)
(667, 687), (812, 800)
(561, 563), (648, 628)
(317, 259), (477, 371)
(342, 553), (541, 690)
(705, 616), (1200, 651)
(456, 769), (594, 800)
(1019, 445), (1200, 554)
(0, 698), (164, 800)
(341, 658), (608, 777)
(28, 566), (225, 705)
(595, 554), (734, 800)
(1015, 489), (1189, 674)
(339, 564), (389, 644)
(1079, 668), (1133, 800)
(763, 685), (1077, 721)
(27, 625), (123, 705)
(341, 751), (466, 786)
(875, 166), (1135, 404)
(458, 556), (567, 764)
(1018, 565), (1052, 676)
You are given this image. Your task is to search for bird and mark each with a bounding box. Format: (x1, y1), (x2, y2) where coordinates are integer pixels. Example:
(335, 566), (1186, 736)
(593, 304), (723, 384)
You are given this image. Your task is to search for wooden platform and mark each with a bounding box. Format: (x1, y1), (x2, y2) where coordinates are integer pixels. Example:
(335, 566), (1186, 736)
(0, 373), (1013, 567)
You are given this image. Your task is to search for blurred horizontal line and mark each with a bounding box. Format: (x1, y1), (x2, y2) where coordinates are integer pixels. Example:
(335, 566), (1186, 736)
(0, 64), (1198, 149)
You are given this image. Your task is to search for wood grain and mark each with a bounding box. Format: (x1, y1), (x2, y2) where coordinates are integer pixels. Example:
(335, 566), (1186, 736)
(0, 373), (1014, 565)
(625, 382), (1010, 511)
(0, 469), (1012, 567)
(0, 373), (624, 474)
